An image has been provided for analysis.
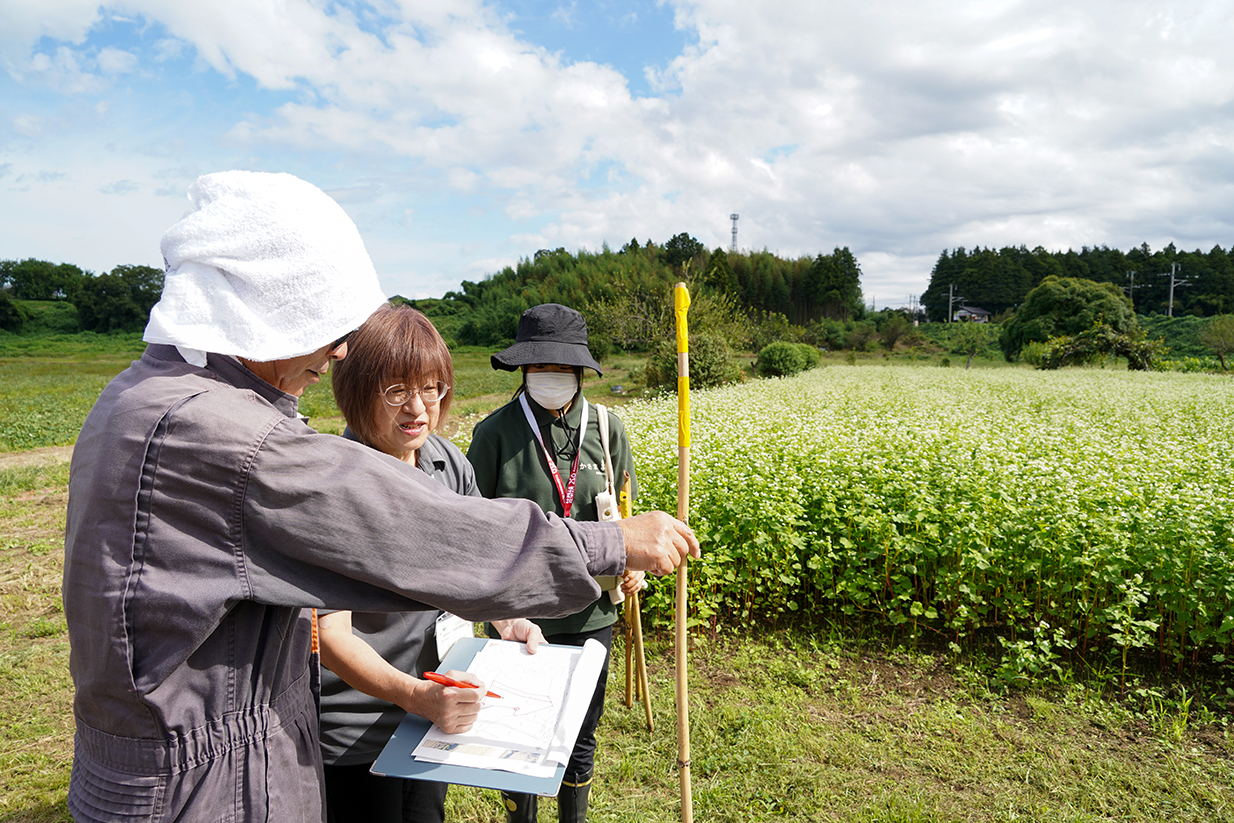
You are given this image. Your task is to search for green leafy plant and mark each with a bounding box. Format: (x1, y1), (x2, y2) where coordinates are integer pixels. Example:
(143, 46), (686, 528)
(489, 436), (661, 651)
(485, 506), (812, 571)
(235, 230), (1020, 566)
(617, 366), (1234, 686)
(643, 331), (744, 392)
(755, 341), (819, 378)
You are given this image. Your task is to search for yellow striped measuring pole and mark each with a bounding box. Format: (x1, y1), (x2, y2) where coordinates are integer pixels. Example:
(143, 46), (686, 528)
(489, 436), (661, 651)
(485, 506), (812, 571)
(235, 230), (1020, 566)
(673, 282), (693, 823)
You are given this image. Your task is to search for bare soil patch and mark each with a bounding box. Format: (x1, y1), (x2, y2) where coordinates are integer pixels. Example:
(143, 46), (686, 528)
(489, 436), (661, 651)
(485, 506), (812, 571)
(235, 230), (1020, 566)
(0, 447), (73, 471)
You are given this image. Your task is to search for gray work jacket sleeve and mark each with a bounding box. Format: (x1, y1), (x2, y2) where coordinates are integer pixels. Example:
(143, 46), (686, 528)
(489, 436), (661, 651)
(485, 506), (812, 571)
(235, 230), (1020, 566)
(241, 419), (621, 620)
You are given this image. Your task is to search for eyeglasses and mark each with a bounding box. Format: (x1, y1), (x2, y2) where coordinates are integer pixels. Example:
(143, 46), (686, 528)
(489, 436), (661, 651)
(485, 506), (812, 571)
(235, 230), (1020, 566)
(380, 382), (450, 406)
(328, 330), (356, 352)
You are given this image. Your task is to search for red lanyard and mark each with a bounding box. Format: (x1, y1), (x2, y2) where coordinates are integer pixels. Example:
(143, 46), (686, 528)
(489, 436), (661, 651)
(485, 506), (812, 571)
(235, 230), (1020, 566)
(520, 394), (589, 517)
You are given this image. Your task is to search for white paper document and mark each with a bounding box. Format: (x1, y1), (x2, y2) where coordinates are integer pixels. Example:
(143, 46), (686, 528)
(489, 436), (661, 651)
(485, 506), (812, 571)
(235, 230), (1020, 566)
(412, 638), (605, 778)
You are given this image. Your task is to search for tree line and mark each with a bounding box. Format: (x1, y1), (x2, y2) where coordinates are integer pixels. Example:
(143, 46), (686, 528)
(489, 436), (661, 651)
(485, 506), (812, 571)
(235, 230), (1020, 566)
(921, 243), (1234, 321)
(2, 237), (864, 349)
(0, 258), (164, 333)
(416, 235), (863, 351)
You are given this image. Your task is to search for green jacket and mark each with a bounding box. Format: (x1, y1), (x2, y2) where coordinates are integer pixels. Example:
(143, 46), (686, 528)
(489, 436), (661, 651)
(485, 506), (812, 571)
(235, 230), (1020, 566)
(468, 394), (638, 635)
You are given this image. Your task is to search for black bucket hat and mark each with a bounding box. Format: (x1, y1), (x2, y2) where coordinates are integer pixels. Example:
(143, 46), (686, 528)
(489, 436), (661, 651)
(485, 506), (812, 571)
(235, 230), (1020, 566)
(491, 303), (603, 375)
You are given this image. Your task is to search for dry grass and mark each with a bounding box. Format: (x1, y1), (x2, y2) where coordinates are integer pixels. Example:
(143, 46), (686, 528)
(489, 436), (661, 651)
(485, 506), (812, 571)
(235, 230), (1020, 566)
(0, 465), (73, 823)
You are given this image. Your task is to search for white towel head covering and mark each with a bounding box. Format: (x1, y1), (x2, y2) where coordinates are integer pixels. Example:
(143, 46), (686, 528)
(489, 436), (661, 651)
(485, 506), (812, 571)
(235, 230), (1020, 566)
(144, 170), (388, 363)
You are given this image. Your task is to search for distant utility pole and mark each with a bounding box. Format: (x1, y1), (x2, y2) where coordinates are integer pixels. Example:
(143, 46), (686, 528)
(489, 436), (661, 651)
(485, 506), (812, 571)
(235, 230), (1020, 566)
(729, 214), (739, 253)
(948, 284), (965, 322)
(1123, 270), (1138, 306)
(1166, 262), (1190, 317)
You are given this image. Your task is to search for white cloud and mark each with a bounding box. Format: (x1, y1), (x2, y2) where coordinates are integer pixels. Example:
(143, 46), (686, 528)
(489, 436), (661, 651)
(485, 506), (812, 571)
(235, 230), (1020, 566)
(24, 46), (108, 93)
(99, 179), (142, 195)
(2, 0), (1233, 304)
(0, 0), (101, 70)
(10, 113), (46, 138)
(96, 46), (138, 74)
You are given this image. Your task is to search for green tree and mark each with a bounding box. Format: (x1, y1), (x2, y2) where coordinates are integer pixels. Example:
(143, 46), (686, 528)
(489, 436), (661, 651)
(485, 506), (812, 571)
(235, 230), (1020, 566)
(75, 274), (143, 332)
(0, 291), (26, 332)
(999, 276), (1137, 361)
(1, 258), (87, 300)
(111, 264), (164, 317)
(702, 248), (736, 296)
(951, 321), (995, 369)
(807, 248), (863, 321)
(644, 331), (743, 391)
(1200, 314), (1234, 370)
(73, 264), (164, 333)
(664, 233), (706, 268)
(1035, 322), (1162, 371)
(748, 311), (802, 353)
(879, 314), (912, 351)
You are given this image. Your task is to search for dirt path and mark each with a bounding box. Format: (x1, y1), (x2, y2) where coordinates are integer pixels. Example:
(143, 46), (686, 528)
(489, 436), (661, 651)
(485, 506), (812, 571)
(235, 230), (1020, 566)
(0, 444), (74, 469)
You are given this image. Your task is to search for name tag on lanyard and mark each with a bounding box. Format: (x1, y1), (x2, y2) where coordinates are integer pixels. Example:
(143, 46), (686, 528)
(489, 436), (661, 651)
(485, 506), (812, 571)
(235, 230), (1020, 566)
(435, 612), (472, 660)
(519, 394), (589, 517)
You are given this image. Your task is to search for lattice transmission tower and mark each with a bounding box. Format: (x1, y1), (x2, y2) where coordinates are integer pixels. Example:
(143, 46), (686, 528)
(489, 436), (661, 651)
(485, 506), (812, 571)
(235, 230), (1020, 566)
(730, 214), (739, 253)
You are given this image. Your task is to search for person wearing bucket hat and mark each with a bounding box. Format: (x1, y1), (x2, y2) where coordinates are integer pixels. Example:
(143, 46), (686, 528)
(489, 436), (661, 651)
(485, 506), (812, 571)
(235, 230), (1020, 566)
(489, 302), (604, 377)
(468, 303), (646, 823)
(62, 175), (699, 823)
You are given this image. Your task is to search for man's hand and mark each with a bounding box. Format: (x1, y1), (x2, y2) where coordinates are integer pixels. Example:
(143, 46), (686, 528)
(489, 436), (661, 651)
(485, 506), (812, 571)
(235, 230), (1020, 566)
(619, 511), (700, 576)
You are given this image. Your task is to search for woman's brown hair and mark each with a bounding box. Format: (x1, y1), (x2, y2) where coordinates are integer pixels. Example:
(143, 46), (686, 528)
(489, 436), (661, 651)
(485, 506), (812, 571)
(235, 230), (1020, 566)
(332, 305), (454, 448)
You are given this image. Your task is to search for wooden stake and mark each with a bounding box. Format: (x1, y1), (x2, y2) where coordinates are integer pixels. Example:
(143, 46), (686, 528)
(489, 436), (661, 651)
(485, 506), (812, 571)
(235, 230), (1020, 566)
(673, 282), (693, 823)
(624, 598), (634, 708)
(619, 472), (653, 729)
(631, 589), (653, 731)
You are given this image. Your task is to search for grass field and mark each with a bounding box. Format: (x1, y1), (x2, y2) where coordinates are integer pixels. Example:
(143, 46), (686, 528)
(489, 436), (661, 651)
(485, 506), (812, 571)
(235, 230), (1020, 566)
(2, 341), (1233, 821)
(0, 335), (647, 448)
(3, 463), (1233, 822)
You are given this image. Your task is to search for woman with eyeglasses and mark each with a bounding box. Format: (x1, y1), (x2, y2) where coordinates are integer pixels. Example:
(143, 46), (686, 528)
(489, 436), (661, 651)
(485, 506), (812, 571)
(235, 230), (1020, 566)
(320, 305), (543, 823)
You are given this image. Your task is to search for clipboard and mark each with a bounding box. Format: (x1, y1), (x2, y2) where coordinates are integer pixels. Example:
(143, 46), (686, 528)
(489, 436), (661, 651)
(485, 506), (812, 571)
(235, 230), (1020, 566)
(369, 636), (569, 797)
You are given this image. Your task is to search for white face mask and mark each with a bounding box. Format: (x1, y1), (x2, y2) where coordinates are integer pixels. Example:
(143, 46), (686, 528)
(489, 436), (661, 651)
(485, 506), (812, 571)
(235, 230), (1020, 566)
(525, 371), (579, 410)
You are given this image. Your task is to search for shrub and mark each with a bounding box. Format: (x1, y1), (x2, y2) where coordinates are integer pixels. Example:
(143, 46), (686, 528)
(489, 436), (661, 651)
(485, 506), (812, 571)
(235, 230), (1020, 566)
(1034, 322), (1164, 371)
(756, 341), (820, 378)
(802, 318), (846, 351)
(844, 320), (878, 351)
(0, 292), (26, 333)
(748, 312), (804, 353)
(644, 331), (744, 391)
(18, 300), (79, 334)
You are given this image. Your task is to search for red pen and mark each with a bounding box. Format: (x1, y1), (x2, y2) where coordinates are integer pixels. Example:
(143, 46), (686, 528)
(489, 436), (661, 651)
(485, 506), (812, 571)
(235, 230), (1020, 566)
(423, 671), (501, 699)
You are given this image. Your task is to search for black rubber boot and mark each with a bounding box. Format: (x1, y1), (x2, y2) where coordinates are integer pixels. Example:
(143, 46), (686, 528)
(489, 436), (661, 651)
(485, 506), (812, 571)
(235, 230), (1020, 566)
(501, 791), (537, 823)
(557, 772), (592, 823)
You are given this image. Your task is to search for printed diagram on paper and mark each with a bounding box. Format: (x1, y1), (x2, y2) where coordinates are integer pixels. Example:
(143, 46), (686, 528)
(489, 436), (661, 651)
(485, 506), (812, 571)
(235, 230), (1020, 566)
(412, 639), (604, 777)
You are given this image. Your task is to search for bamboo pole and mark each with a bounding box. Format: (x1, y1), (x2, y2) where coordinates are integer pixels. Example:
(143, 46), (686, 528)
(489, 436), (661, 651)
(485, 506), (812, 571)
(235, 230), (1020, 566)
(631, 589), (653, 730)
(620, 472), (652, 728)
(673, 282), (693, 823)
(624, 598), (634, 707)
(622, 472), (634, 708)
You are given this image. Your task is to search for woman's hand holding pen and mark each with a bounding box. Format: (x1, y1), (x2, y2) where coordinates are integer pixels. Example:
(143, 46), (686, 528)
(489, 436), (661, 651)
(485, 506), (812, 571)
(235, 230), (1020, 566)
(408, 669), (486, 734)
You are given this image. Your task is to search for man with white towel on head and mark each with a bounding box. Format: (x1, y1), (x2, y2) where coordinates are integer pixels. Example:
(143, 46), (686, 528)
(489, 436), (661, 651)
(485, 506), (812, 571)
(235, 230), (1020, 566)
(62, 171), (700, 823)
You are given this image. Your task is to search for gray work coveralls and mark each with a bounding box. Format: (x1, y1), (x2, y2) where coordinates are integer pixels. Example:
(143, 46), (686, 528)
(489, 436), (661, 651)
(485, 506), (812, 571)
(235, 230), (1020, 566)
(63, 345), (621, 822)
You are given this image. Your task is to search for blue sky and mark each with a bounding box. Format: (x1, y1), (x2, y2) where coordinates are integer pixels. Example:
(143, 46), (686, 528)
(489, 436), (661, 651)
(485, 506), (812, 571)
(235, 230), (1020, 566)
(2, 0), (1233, 307)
